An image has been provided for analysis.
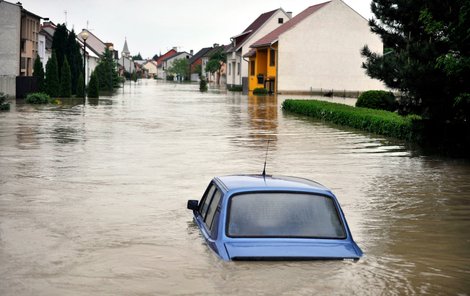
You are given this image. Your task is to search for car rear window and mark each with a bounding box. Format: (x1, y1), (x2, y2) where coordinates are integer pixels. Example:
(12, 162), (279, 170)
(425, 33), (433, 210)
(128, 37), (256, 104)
(227, 192), (346, 238)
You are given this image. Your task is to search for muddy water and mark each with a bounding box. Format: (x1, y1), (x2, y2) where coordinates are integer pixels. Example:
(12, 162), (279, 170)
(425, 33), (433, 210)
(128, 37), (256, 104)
(0, 81), (469, 295)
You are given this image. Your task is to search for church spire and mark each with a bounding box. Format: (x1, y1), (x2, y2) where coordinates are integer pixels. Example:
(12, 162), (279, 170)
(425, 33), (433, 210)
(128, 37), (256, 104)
(122, 37), (130, 57)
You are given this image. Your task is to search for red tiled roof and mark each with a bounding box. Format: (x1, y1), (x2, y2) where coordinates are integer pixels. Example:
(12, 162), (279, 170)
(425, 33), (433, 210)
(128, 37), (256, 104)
(156, 49), (177, 64)
(251, 1), (331, 48)
(231, 9), (279, 50)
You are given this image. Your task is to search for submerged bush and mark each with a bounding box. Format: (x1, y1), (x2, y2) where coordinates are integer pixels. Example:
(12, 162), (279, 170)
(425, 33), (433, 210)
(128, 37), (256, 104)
(356, 90), (397, 111)
(253, 88), (268, 95)
(25, 92), (51, 104)
(0, 92), (10, 111)
(282, 99), (421, 140)
(228, 85), (243, 92)
(199, 77), (208, 92)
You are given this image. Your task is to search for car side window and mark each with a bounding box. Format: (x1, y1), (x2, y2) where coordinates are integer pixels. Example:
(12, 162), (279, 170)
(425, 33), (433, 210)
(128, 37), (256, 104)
(199, 184), (216, 218)
(205, 189), (222, 231)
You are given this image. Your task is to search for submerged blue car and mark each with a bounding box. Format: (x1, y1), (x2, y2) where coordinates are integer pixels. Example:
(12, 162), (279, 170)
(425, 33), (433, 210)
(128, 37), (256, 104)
(187, 175), (363, 261)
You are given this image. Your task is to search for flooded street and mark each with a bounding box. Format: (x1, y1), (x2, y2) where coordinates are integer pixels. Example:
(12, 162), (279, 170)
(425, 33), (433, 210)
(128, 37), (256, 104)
(1, 81), (469, 295)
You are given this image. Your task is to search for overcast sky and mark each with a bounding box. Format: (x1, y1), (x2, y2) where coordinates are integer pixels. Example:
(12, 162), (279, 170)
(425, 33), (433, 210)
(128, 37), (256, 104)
(20, 0), (374, 59)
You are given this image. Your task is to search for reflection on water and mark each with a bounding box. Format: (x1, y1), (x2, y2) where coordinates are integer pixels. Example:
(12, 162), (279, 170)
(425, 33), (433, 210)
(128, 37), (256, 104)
(0, 81), (469, 295)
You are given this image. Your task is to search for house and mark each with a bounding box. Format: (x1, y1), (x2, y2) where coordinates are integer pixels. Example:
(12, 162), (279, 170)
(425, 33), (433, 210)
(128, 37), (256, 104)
(77, 29), (116, 84)
(188, 47), (212, 81)
(248, 0), (385, 94)
(157, 50), (192, 80)
(134, 60), (149, 78)
(142, 60), (158, 78)
(38, 21), (55, 67)
(226, 8), (292, 90)
(201, 44), (228, 84)
(0, 1), (43, 97)
(155, 48), (177, 79)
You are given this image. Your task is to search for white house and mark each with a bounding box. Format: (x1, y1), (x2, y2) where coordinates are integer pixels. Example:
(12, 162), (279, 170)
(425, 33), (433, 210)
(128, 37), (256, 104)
(225, 8), (292, 90)
(159, 52), (192, 80)
(249, 0), (385, 94)
(142, 60), (158, 78)
(77, 29), (111, 84)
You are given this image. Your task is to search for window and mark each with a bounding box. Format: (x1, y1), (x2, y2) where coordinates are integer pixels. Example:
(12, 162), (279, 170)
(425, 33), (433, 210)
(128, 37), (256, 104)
(278, 18), (284, 24)
(227, 192), (346, 238)
(205, 190), (222, 230)
(237, 63), (240, 75)
(269, 49), (275, 66)
(228, 63), (232, 75)
(250, 60), (255, 76)
(199, 184), (216, 218)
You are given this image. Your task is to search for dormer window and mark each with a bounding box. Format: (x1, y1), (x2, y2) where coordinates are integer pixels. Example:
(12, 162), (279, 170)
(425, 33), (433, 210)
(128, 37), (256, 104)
(278, 18), (284, 24)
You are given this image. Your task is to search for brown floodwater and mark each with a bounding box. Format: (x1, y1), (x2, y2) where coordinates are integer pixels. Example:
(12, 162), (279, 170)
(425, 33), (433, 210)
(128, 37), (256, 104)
(1, 81), (469, 295)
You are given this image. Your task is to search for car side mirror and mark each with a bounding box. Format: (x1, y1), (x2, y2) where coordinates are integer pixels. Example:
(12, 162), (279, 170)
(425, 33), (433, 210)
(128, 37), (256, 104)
(187, 200), (199, 210)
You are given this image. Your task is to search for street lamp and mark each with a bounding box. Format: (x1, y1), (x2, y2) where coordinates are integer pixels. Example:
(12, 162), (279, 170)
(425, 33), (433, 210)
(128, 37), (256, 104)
(80, 30), (89, 103)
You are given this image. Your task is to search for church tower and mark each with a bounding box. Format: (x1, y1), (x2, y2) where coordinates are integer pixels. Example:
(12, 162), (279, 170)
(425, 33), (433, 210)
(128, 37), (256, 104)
(122, 38), (130, 57)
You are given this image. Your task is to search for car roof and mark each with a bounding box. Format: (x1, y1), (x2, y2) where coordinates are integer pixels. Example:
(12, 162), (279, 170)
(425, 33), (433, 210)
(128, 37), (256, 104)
(214, 175), (330, 192)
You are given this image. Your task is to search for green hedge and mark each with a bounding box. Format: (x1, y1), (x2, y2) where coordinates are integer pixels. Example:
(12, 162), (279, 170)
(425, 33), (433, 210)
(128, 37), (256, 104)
(228, 85), (243, 92)
(356, 90), (396, 111)
(253, 88), (268, 95)
(282, 99), (421, 140)
(25, 92), (51, 104)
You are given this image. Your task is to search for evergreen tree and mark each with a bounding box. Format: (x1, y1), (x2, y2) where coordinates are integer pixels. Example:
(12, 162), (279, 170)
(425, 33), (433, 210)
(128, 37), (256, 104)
(76, 72), (85, 98)
(45, 51), (60, 97)
(66, 29), (83, 95)
(33, 54), (45, 92)
(361, 0), (470, 123)
(87, 71), (99, 98)
(95, 47), (116, 92)
(51, 23), (68, 80)
(60, 58), (72, 97)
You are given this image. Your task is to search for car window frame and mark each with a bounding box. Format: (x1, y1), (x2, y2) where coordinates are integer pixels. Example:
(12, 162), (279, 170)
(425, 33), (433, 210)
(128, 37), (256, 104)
(199, 182), (216, 218)
(225, 190), (347, 239)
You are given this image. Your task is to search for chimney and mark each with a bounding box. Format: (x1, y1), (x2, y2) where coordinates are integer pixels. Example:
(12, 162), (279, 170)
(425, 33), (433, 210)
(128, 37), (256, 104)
(172, 46), (178, 51)
(190, 49), (193, 55)
(287, 11), (293, 19)
(213, 43), (219, 48)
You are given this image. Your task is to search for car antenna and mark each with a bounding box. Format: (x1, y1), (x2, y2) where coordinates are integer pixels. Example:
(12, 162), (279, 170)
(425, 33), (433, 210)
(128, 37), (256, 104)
(262, 140), (270, 178)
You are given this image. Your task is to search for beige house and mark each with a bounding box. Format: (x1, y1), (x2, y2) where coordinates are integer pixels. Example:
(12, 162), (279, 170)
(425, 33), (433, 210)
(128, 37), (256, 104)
(142, 60), (158, 78)
(249, 0), (385, 94)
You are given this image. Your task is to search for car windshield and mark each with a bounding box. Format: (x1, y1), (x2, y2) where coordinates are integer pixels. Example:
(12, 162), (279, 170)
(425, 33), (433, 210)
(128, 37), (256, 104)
(227, 192), (346, 238)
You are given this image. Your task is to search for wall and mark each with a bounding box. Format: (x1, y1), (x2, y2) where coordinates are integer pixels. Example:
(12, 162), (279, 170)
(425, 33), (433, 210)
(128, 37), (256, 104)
(0, 1), (21, 97)
(277, 0), (385, 93)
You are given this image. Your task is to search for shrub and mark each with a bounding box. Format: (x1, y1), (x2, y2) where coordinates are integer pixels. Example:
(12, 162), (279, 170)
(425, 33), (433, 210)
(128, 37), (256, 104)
(25, 92), (51, 104)
(0, 92), (10, 111)
(253, 88), (268, 95)
(87, 71), (99, 98)
(33, 54), (45, 92)
(356, 90), (397, 111)
(199, 77), (208, 92)
(282, 99), (421, 140)
(228, 85), (243, 92)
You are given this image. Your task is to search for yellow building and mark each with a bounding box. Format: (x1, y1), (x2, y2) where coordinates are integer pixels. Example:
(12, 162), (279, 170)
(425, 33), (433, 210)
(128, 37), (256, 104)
(246, 44), (277, 93)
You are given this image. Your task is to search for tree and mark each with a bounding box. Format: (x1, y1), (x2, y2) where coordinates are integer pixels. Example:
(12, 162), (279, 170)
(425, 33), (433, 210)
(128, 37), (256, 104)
(59, 58), (72, 97)
(76, 72), (85, 98)
(95, 47), (117, 92)
(33, 54), (45, 92)
(361, 0), (470, 124)
(66, 29), (83, 95)
(167, 58), (189, 81)
(51, 23), (68, 80)
(205, 48), (226, 84)
(132, 52), (143, 61)
(45, 51), (60, 97)
(87, 71), (99, 98)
